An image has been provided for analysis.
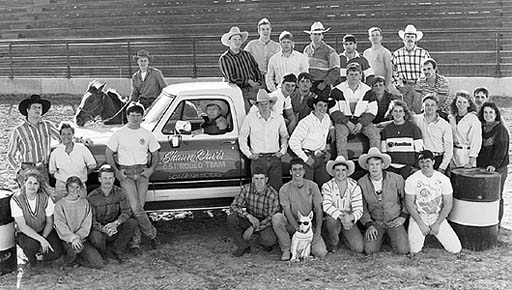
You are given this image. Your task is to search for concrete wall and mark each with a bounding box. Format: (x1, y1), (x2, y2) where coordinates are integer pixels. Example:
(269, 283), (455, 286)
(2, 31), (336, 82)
(0, 77), (510, 97)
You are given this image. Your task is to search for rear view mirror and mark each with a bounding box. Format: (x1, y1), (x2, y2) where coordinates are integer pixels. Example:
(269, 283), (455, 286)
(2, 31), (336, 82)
(170, 135), (182, 148)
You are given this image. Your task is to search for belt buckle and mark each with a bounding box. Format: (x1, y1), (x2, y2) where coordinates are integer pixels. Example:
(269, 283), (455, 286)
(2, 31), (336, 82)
(314, 150), (323, 157)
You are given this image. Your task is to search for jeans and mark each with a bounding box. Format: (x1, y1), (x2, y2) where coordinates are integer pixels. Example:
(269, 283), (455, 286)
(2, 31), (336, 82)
(240, 86), (259, 113)
(62, 240), (104, 269)
(310, 80), (331, 98)
(17, 230), (63, 266)
(408, 217), (461, 253)
(119, 165), (157, 248)
(335, 123), (380, 159)
(304, 153), (330, 189)
(226, 213), (276, 249)
(89, 218), (138, 256)
(251, 155), (283, 192)
(272, 213), (327, 257)
(363, 223), (409, 254)
(324, 216), (364, 253)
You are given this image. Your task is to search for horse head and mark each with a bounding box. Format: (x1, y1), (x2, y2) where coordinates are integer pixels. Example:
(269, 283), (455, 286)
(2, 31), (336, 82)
(75, 80), (106, 126)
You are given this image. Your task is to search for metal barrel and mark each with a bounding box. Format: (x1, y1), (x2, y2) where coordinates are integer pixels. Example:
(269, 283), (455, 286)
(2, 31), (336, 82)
(448, 168), (501, 251)
(0, 188), (16, 275)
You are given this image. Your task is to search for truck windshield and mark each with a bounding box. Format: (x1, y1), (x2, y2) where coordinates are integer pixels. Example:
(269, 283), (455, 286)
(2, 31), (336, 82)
(143, 94), (174, 130)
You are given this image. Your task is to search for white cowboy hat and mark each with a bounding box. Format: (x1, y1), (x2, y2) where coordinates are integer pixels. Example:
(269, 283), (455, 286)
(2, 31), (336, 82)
(304, 21), (331, 34)
(398, 24), (423, 41)
(221, 27), (249, 47)
(358, 147), (392, 171)
(326, 156), (355, 177)
(250, 89), (277, 105)
(199, 100), (229, 116)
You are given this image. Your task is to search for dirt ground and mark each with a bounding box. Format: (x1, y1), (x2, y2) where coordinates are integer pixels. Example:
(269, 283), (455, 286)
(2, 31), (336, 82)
(1, 95), (512, 290)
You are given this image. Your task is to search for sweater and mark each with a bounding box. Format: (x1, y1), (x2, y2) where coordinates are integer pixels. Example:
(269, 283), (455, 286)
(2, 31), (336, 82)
(54, 198), (92, 243)
(477, 121), (510, 169)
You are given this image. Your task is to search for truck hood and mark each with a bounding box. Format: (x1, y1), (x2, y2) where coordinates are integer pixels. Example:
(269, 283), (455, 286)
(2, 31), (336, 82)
(74, 125), (123, 144)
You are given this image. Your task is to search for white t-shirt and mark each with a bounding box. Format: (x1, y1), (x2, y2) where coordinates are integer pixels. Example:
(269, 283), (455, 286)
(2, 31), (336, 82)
(106, 126), (161, 166)
(49, 143), (97, 183)
(250, 89), (292, 116)
(405, 170), (452, 225)
(10, 194), (55, 218)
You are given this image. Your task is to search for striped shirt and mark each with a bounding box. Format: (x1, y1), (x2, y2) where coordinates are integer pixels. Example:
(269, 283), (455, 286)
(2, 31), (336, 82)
(219, 49), (263, 88)
(289, 112), (332, 162)
(415, 73), (451, 113)
(244, 38), (281, 74)
(339, 51), (374, 81)
(266, 50), (309, 91)
(391, 46), (430, 86)
(303, 41), (340, 86)
(381, 121), (424, 167)
(7, 119), (60, 169)
(321, 178), (363, 221)
(230, 183), (280, 230)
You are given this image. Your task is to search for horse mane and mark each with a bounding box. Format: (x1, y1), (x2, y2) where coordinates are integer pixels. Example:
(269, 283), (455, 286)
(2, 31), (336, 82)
(105, 89), (127, 106)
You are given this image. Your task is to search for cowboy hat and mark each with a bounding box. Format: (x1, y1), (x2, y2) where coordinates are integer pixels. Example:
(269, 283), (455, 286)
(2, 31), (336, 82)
(221, 27), (249, 47)
(250, 89), (277, 105)
(358, 147), (392, 171)
(304, 21), (331, 34)
(398, 24), (423, 41)
(18, 94), (51, 116)
(307, 95), (336, 109)
(199, 100), (229, 116)
(132, 49), (154, 61)
(326, 156), (355, 177)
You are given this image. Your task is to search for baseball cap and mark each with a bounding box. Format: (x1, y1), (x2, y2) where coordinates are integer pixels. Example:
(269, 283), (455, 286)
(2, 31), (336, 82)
(417, 150), (435, 162)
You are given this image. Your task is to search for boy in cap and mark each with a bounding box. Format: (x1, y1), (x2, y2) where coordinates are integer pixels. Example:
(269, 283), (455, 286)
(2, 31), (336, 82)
(130, 49), (167, 109)
(405, 150), (462, 254)
(8, 94), (60, 185)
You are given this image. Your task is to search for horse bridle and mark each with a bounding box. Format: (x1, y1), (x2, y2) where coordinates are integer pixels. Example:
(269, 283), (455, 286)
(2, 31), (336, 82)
(78, 93), (105, 122)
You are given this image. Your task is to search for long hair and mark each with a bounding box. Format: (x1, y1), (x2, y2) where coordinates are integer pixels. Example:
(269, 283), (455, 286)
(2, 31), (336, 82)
(20, 169), (49, 196)
(450, 90), (477, 115)
(478, 101), (502, 123)
(385, 100), (412, 121)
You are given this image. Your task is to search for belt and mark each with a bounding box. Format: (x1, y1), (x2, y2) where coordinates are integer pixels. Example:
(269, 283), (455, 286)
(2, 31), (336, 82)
(432, 152), (444, 157)
(119, 164), (147, 169)
(454, 145), (470, 150)
(304, 149), (327, 157)
(21, 162), (45, 167)
(258, 152), (277, 157)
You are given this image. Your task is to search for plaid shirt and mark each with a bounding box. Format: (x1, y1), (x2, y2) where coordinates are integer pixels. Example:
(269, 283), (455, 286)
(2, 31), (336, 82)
(230, 183), (280, 231)
(415, 73), (451, 113)
(391, 46), (430, 86)
(87, 185), (132, 231)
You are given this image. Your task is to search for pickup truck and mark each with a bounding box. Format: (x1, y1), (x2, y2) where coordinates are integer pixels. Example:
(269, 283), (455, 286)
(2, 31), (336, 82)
(75, 82), (368, 211)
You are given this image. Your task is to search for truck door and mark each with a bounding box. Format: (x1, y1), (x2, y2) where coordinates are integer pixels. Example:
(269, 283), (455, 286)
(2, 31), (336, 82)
(150, 95), (243, 209)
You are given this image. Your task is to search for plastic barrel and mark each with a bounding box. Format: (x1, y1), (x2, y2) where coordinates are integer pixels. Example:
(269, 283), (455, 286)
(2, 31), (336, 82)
(0, 188), (16, 275)
(448, 168), (501, 251)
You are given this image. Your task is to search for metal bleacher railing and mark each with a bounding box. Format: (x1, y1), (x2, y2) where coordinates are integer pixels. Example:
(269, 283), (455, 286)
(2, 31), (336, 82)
(0, 28), (509, 79)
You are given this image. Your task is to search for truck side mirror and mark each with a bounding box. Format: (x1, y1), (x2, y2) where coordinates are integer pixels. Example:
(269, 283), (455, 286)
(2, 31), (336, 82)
(169, 135), (182, 148)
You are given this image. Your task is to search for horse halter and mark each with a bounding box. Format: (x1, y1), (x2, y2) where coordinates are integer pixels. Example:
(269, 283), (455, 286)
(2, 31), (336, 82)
(78, 93), (105, 122)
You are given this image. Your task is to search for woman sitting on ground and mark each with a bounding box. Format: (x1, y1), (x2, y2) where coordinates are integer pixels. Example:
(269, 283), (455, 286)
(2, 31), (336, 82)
(447, 90), (481, 168)
(10, 169), (62, 270)
(477, 101), (509, 225)
(54, 176), (104, 269)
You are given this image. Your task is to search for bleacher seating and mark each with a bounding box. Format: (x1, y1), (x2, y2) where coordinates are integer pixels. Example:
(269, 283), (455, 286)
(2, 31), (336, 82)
(0, 0), (510, 78)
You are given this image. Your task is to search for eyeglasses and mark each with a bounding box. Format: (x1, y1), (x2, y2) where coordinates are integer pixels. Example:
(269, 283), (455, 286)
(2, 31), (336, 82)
(298, 221), (310, 225)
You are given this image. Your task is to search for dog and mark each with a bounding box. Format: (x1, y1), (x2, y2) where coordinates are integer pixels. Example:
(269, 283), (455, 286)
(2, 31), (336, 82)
(290, 211), (314, 261)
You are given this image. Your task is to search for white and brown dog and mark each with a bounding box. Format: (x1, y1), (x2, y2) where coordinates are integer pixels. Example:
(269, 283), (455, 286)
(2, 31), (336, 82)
(290, 211), (314, 261)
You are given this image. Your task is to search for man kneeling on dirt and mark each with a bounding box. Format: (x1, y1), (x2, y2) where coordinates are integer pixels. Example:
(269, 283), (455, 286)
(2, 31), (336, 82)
(357, 148), (410, 255)
(272, 158), (328, 261)
(227, 169), (280, 257)
(329, 62), (380, 159)
(88, 165), (138, 263)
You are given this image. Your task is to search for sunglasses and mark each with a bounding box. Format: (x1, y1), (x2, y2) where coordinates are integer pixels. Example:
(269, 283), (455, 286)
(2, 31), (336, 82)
(298, 221), (310, 226)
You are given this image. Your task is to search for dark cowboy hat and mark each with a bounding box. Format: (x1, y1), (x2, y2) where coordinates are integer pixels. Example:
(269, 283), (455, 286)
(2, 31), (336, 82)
(132, 49), (154, 61)
(18, 94), (51, 116)
(307, 95), (336, 109)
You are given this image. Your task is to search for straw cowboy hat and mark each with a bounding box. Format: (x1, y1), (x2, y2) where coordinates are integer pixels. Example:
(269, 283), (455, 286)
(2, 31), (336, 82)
(304, 21), (331, 34)
(133, 49), (154, 61)
(307, 94), (336, 109)
(398, 24), (423, 41)
(18, 94), (51, 116)
(250, 89), (277, 105)
(199, 100), (229, 116)
(326, 156), (355, 177)
(221, 27), (249, 47)
(358, 147), (392, 171)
